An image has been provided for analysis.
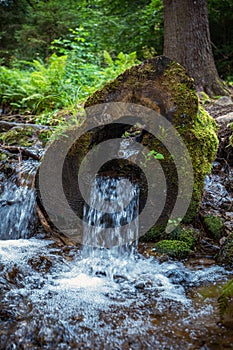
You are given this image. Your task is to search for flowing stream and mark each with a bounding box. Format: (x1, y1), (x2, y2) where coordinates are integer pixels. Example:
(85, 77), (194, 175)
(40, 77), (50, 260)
(0, 158), (233, 349)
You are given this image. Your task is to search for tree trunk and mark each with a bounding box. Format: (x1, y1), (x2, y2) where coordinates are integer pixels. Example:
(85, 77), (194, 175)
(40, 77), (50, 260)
(163, 0), (228, 97)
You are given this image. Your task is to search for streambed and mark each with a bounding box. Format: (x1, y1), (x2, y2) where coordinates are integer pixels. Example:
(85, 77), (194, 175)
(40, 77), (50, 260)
(0, 237), (233, 350)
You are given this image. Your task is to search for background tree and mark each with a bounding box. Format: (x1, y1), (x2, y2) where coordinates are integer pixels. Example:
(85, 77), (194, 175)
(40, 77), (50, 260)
(0, 0), (30, 63)
(163, 0), (228, 96)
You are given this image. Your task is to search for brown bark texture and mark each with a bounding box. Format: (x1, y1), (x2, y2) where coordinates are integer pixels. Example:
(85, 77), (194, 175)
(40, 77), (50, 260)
(163, 0), (228, 96)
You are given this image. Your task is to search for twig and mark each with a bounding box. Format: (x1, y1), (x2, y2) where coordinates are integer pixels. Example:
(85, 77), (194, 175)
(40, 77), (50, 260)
(0, 120), (51, 132)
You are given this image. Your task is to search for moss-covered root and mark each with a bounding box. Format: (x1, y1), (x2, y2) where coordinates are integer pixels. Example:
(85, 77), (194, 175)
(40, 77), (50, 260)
(0, 126), (52, 147)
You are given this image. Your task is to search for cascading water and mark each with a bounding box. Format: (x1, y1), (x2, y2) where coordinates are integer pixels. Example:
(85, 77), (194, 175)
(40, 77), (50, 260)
(81, 175), (140, 280)
(0, 160), (39, 240)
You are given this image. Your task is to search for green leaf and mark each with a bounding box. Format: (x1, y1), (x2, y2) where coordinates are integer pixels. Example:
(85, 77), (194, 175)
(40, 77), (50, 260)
(154, 153), (164, 160)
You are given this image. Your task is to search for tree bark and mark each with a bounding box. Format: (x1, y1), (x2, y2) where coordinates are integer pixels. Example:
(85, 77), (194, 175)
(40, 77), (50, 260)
(163, 0), (228, 96)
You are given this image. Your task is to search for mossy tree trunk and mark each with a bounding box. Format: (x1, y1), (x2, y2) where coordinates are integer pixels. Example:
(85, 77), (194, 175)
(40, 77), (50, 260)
(163, 0), (228, 97)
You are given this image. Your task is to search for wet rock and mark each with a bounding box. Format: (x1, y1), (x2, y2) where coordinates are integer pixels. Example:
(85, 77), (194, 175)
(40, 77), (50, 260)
(0, 309), (16, 322)
(186, 258), (216, 267)
(135, 281), (146, 290)
(200, 239), (220, 256)
(214, 96), (233, 107)
(202, 214), (225, 241)
(217, 234), (233, 265)
(28, 256), (52, 273)
(164, 269), (190, 284)
(216, 112), (233, 124)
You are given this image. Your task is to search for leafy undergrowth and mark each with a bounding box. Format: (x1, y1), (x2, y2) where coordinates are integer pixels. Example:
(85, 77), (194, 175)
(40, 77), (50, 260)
(0, 51), (140, 126)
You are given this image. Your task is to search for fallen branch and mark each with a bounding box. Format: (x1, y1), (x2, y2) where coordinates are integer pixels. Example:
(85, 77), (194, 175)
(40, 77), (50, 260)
(36, 204), (78, 246)
(0, 144), (41, 161)
(0, 120), (51, 132)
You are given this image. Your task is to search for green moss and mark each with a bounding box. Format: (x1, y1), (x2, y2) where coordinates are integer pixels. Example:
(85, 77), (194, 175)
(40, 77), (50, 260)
(183, 107), (218, 222)
(199, 92), (211, 105)
(141, 225), (166, 242)
(203, 214), (225, 241)
(229, 123), (233, 147)
(163, 61), (218, 222)
(163, 61), (198, 123)
(168, 227), (198, 249)
(38, 129), (52, 146)
(162, 62), (218, 223)
(0, 127), (35, 147)
(153, 240), (191, 259)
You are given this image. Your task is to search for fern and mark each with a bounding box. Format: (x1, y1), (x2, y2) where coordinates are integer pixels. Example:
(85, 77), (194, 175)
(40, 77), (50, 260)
(218, 279), (233, 319)
(0, 50), (139, 120)
(103, 50), (114, 66)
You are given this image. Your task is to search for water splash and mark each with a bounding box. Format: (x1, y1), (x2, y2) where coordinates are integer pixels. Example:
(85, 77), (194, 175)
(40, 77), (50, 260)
(0, 238), (232, 349)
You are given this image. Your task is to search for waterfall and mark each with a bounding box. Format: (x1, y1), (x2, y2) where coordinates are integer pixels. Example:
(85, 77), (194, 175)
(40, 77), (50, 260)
(82, 176), (140, 279)
(0, 160), (38, 240)
(83, 176), (139, 249)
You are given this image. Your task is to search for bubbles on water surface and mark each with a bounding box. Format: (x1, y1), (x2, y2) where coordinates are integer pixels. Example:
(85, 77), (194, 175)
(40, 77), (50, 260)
(0, 238), (232, 349)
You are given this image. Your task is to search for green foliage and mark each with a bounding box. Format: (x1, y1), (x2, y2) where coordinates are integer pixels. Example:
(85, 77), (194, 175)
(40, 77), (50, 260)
(0, 65), (30, 109)
(203, 214), (225, 241)
(0, 0), (163, 64)
(140, 148), (165, 170)
(145, 149), (164, 160)
(0, 54), (70, 115)
(218, 279), (233, 321)
(1, 0), (233, 82)
(51, 27), (98, 64)
(13, 0), (80, 61)
(0, 49), (139, 120)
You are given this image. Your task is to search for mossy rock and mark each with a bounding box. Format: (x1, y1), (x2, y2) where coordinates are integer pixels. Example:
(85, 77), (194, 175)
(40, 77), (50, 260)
(0, 126), (52, 148)
(0, 127), (35, 147)
(140, 224), (166, 242)
(167, 226), (198, 249)
(85, 56), (218, 240)
(203, 214), (225, 241)
(217, 234), (233, 266)
(153, 240), (191, 259)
